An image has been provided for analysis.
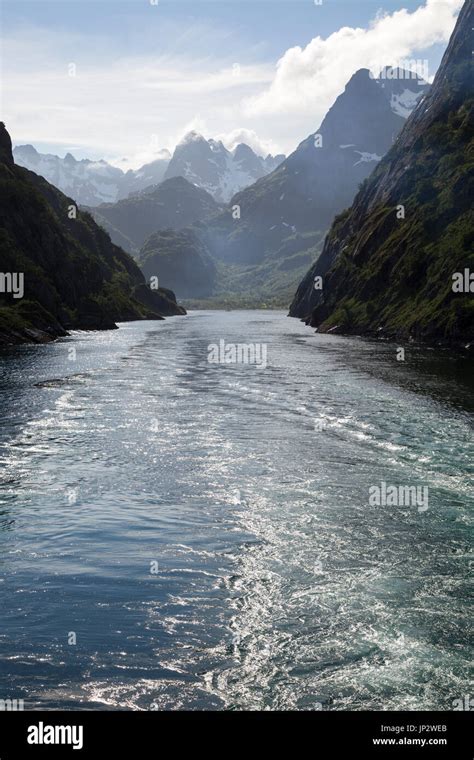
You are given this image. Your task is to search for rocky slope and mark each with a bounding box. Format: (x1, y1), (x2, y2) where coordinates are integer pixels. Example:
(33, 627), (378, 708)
(88, 176), (220, 254)
(289, 0), (473, 347)
(0, 123), (184, 346)
(161, 67), (425, 306)
(139, 229), (217, 299)
(163, 131), (285, 203)
(203, 67), (427, 267)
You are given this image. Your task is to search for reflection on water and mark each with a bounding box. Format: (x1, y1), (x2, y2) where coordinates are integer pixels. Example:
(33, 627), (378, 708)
(0, 312), (472, 710)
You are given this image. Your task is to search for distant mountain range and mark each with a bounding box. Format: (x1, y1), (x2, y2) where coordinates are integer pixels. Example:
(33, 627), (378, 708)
(0, 123), (184, 345)
(170, 66), (429, 304)
(13, 133), (284, 206)
(12, 144), (168, 206)
(9, 59), (435, 317)
(79, 65), (428, 306)
(163, 131), (285, 203)
(290, 1), (473, 347)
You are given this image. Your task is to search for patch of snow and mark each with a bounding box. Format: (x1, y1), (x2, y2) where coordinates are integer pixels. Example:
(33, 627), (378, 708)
(353, 151), (382, 167)
(390, 89), (422, 119)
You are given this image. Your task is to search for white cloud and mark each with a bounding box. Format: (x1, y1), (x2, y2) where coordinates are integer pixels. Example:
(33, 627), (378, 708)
(245, 0), (462, 122)
(215, 128), (281, 157)
(2, 1), (463, 165)
(2, 26), (273, 168)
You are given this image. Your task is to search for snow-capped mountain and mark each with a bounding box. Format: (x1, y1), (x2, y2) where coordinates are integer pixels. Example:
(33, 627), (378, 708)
(13, 135), (283, 206)
(13, 144), (125, 206)
(12, 144), (171, 206)
(163, 132), (285, 203)
(194, 67), (430, 273)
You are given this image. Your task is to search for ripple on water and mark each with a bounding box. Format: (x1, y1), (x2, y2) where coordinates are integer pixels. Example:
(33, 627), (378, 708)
(0, 312), (472, 710)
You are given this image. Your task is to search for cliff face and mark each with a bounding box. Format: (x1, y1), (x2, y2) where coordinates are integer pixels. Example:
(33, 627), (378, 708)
(0, 123), (184, 346)
(290, 1), (473, 347)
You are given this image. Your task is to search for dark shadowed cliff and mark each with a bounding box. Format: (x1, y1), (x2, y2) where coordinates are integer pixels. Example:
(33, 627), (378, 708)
(0, 123), (185, 345)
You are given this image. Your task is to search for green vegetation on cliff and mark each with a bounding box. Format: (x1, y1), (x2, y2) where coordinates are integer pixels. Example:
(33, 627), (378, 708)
(0, 123), (184, 345)
(290, 1), (473, 347)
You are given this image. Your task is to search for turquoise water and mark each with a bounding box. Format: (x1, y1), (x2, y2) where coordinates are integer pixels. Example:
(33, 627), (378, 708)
(0, 311), (472, 710)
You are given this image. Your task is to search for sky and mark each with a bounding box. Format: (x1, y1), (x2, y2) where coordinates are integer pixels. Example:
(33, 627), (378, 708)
(0, 0), (464, 169)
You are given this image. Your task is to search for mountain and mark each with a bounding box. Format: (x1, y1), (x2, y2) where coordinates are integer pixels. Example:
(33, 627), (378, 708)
(13, 134), (281, 206)
(163, 131), (285, 202)
(289, 1), (473, 347)
(206, 67), (428, 265)
(88, 176), (220, 254)
(139, 228), (217, 299)
(0, 123), (184, 345)
(13, 144), (125, 205)
(13, 144), (171, 206)
(169, 66), (426, 306)
(376, 67), (430, 118)
(119, 151), (171, 198)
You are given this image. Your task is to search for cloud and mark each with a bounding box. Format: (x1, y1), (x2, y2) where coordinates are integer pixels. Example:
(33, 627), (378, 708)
(2, 25), (273, 168)
(2, 1), (463, 164)
(245, 0), (462, 121)
(215, 128), (280, 157)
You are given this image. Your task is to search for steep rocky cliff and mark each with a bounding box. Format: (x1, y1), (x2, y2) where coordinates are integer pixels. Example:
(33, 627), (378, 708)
(290, 1), (473, 347)
(0, 123), (184, 345)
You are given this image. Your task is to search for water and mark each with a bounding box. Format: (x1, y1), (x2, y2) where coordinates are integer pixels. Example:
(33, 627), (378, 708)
(0, 311), (472, 711)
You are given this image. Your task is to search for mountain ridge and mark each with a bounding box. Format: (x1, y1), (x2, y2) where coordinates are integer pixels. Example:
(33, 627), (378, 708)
(13, 132), (284, 207)
(289, 0), (473, 348)
(163, 131), (285, 203)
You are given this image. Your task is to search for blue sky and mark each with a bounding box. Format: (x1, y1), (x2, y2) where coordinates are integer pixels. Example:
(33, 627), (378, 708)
(1, 0), (462, 166)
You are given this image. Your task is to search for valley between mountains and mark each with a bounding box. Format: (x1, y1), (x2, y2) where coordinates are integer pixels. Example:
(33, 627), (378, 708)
(2, 2), (473, 348)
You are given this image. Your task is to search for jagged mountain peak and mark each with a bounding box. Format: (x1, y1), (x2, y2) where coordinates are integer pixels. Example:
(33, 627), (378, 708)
(233, 143), (258, 158)
(289, 0), (473, 345)
(164, 132), (284, 202)
(178, 130), (208, 146)
(13, 142), (171, 205)
(12, 130), (280, 206)
(208, 138), (226, 152)
(344, 68), (376, 93)
(14, 143), (38, 159)
(198, 58), (432, 284)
